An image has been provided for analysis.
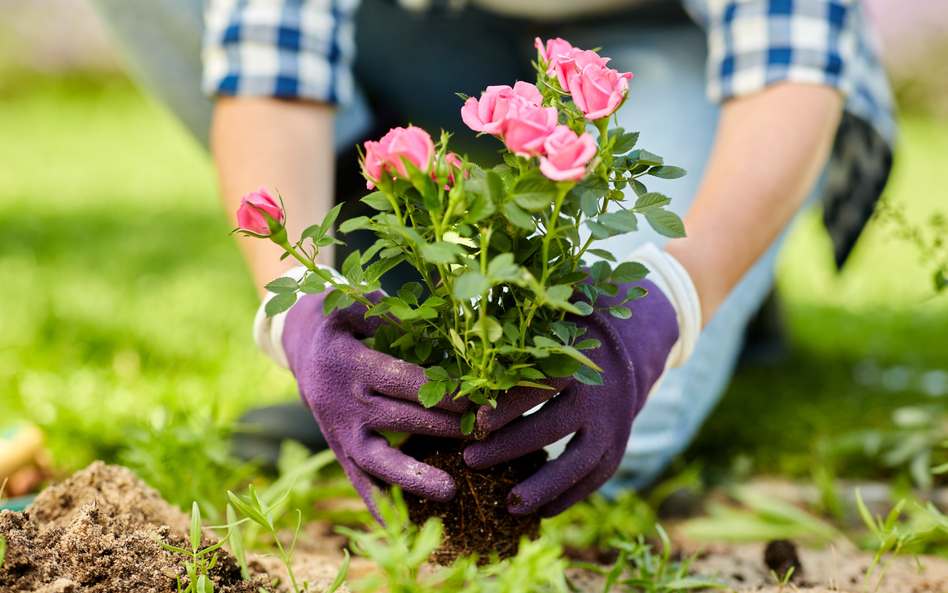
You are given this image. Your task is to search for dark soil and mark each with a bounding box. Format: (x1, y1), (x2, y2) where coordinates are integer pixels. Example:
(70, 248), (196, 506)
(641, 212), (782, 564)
(401, 435), (546, 565)
(0, 462), (272, 593)
(764, 539), (803, 582)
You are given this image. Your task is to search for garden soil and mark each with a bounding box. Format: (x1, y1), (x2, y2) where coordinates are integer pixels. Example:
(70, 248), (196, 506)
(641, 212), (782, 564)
(400, 435), (546, 565)
(0, 462), (272, 593)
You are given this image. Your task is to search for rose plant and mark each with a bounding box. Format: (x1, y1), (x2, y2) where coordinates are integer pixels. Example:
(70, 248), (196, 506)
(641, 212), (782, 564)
(235, 37), (687, 436)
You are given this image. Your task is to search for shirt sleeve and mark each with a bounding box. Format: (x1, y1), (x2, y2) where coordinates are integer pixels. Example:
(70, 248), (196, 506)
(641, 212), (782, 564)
(701, 0), (858, 102)
(201, 0), (360, 105)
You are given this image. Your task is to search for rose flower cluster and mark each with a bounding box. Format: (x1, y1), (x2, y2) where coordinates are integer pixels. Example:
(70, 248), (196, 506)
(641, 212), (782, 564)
(358, 38), (633, 189)
(461, 37), (633, 182)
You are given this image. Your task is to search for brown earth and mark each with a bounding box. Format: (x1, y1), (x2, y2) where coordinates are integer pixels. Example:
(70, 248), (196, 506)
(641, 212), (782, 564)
(400, 435), (546, 565)
(0, 462), (271, 593)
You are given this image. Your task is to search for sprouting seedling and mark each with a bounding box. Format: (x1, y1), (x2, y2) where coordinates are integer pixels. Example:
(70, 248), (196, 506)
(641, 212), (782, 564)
(227, 483), (350, 593)
(855, 489), (922, 593)
(770, 566), (794, 593)
(225, 503), (250, 581)
(154, 502), (233, 593)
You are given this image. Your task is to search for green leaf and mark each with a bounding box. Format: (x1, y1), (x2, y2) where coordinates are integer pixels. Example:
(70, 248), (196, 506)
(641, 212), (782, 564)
(454, 271), (491, 300)
(190, 502), (202, 553)
(471, 316), (504, 343)
(520, 367), (545, 380)
(227, 492), (269, 530)
(559, 345), (602, 371)
(545, 285), (573, 305)
(580, 192), (599, 218)
(609, 307), (632, 319)
(487, 253), (521, 282)
(322, 289), (345, 316)
(663, 577), (726, 589)
(574, 366), (603, 386)
(598, 210), (638, 233)
(319, 203), (344, 238)
(339, 216), (374, 233)
(461, 411), (476, 435)
(299, 273), (327, 295)
(574, 176), (610, 201)
(265, 292), (297, 317)
(634, 192), (672, 209)
(226, 505), (249, 580)
(573, 301), (594, 316)
(644, 209), (686, 238)
(265, 276), (299, 294)
(449, 329), (466, 356)
(612, 131), (639, 154)
(625, 285), (648, 301)
(420, 295), (446, 308)
(418, 381), (447, 408)
(326, 549), (350, 593)
(364, 253), (406, 283)
(0, 534), (6, 570)
(590, 261), (612, 283)
(424, 366), (451, 381)
(631, 179), (648, 196)
(647, 165), (687, 179)
(397, 287), (419, 306)
(342, 250), (362, 278)
(414, 340), (432, 361)
(514, 192), (556, 212)
(420, 241), (464, 264)
(361, 191), (393, 211)
(585, 220), (611, 239)
(588, 248), (616, 262)
(612, 261), (649, 284)
(502, 202), (536, 230)
(628, 149), (663, 166)
(538, 354), (582, 378)
(466, 192), (496, 222)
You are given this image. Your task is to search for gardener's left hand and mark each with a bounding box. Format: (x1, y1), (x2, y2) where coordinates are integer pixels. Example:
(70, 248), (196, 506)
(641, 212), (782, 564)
(463, 245), (700, 517)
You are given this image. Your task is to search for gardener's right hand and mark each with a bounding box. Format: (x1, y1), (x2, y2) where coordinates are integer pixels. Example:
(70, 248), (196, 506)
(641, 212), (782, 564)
(258, 282), (473, 519)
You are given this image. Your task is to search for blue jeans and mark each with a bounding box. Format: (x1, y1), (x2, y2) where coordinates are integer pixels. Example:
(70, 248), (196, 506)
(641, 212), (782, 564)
(89, 0), (802, 492)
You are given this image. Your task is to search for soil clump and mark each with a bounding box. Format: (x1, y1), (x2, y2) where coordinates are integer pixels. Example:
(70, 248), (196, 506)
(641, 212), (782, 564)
(0, 461), (271, 593)
(401, 436), (545, 565)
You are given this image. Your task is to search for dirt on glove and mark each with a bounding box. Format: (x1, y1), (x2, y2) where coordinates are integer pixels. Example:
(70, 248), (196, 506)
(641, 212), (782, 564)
(0, 461), (271, 593)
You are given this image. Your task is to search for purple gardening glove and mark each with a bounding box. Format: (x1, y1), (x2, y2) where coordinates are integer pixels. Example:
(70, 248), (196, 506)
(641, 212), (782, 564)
(463, 279), (679, 518)
(282, 291), (473, 518)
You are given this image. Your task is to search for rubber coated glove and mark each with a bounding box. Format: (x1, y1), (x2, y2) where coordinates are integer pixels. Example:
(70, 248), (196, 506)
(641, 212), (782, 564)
(463, 244), (701, 517)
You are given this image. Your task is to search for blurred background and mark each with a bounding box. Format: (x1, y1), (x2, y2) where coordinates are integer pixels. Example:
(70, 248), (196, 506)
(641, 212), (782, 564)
(1, 0), (947, 505)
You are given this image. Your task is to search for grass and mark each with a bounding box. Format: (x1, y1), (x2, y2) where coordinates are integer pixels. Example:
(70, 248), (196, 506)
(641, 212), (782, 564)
(1, 71), (947, 495)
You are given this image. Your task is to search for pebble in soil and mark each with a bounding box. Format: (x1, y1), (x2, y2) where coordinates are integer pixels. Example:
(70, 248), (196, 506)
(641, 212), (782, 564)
(401, 435), (546, 565)
(0, 461), (271, 593)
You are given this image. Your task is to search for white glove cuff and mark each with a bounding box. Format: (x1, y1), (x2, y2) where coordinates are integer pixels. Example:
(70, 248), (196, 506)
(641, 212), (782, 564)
(628, 242), (702, 369)
(253, 264), (345, 370)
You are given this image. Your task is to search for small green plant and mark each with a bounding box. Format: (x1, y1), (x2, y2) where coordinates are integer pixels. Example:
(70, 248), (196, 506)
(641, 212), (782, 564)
(541, 491), (656, 551)
(338, 487), (569, 593)
(154, 502), (234, 593)
(1, 477), (7, 569)
(769, 566), (794, 592)
(855, 489), (923, 593)
(570, 524), (725, 592)
(228, 483), (349, 593)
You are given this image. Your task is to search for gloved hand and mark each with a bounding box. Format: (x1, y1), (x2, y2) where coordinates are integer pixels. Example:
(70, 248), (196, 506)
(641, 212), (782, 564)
(278, 289), (472, 518)
(463, 245), (700, 517)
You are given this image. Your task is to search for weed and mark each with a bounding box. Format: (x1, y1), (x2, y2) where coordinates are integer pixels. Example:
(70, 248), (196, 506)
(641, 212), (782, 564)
(854, 489), (923, 593)
(541, 491), (655, 551)
(154, 502), (233, 593)
(570, 525), (725, 592)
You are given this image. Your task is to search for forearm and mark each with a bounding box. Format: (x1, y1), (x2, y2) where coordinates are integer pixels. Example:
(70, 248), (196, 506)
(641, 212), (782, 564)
(211, 97), (336, 295)
(664, 82), (843, 324)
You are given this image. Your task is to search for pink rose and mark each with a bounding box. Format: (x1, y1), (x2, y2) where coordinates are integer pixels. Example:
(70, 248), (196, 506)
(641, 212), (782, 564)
(549, 49), (610, 91)
(501, 104), (559, 157)
(439, 152), (467, 187)
(568, 64), (633, 120)
(362, 126), (436, 189)
(539, 126), (598, 182)
(461, 82), (542, 135)
(535, 37), (577, 65)
(236, 186), (285, 236)
(362, 140), (388, 189)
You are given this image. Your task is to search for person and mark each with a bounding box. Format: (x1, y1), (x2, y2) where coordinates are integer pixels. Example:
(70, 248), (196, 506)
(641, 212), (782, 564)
(89, 0), (895, 516)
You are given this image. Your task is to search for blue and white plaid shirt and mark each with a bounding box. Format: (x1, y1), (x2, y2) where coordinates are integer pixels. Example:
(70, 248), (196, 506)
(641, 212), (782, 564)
(202, 0), (896, 264)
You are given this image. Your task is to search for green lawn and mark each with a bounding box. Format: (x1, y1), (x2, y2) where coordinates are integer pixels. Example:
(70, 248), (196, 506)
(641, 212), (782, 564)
(2, 73), (946, 490)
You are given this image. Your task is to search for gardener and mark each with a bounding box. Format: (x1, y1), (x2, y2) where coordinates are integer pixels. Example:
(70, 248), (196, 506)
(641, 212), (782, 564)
(90, 0), (895, 516)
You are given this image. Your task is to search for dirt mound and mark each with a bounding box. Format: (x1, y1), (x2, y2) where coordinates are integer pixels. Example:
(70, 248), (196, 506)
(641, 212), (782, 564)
(0, 462), (271, 593)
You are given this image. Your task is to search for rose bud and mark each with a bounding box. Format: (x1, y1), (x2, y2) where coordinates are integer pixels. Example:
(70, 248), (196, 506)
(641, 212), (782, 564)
(535, 37), (577, 66)
(539, 125), (598, 182)
(379, 126), (436, 179)
(235, 186), (285, 236)
(568, 64), (633, 121)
